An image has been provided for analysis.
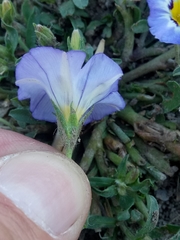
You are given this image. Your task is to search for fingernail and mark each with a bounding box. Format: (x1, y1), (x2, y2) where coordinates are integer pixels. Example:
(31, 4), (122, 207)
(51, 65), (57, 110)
(0, 151), (91, 237)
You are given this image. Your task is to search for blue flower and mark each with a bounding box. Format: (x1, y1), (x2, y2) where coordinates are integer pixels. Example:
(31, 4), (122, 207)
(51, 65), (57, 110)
(15, 47), (125, 125)
(147, 0), (180, 44)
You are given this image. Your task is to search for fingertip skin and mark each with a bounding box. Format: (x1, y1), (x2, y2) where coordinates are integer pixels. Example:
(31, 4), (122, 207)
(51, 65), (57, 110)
(0, 129), (92, 240)
(0, 129), (56, 157)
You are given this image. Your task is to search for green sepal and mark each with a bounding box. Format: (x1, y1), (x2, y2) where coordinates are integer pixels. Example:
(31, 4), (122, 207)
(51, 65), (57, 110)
(33, 23), (57, 47)
(0, 0), (15, 25)
(52, 102), (82, 158)
(52, 101), (68, 135)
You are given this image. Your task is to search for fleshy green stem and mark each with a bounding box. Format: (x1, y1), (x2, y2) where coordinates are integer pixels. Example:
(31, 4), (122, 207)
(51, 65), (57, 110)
(117, 105), (180, 159)
(135, 196), (148, 219)
(115, 0), (134, 68)
(80, 119), (107, 172)
(117, 105), (145, 125)
(52, 130), (73, 158)
(108, 120), (131, 144)
(175, 44), (180, 65)
(121, 46), (175, 83)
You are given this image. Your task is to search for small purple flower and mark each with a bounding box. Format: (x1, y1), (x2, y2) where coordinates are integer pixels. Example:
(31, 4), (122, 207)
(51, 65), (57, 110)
(147, 0), (180, 44)
(15, 47), (125, 124)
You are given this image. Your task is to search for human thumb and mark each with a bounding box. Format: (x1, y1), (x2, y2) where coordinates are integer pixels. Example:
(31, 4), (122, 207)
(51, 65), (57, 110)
(0, 151), (91, 240)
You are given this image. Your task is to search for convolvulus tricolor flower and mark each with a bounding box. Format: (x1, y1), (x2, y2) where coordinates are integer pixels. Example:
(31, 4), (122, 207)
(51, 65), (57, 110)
(15, 47), (125, 156)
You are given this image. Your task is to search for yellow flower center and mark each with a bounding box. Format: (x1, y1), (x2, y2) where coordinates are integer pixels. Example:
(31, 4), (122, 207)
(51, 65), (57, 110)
(170, 0), (180, 25)
(62, 105), (71, 121)
(76, 108), (85, 121)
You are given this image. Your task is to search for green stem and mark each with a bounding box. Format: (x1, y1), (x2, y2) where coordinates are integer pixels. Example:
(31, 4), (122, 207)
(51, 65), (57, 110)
(95, 148), (108, 176)
(115, 1), (134, 68)
(135, 196), (148, 219)
(18, 36), (29, 52)
(126, 144), (146, 166)
(143, 163), (166, 181)
(52, 128), (75, 158)
(106, 150), (123, 166)
(108, 121), (131, 144)
(132, 46), (166, 61)
(117, 105), (145, 125)
(121, 46), (175, 83)
(80, 119), (107, 172)
(175, 44), (180, 65)
(118, 222), (135, 240)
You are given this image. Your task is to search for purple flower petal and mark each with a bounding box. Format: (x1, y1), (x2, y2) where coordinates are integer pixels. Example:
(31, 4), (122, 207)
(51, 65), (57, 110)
(16, 47), (86, 120)
(16, 78), (56, 122)
(16, 47), (125, 124)
(84, 92), (125, 124)
(147, 0), (180, 44)
(148, 0), (170, 11)
(75, 53), (123, 118)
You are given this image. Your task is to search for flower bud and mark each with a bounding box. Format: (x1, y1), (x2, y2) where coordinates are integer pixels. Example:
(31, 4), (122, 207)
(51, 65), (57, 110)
(68, 29), (85, 50)
(33, 24), (57, 46)
(0, 0), (15, 24)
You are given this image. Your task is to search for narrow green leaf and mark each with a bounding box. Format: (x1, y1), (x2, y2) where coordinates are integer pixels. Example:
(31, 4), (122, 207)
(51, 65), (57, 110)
(92, 185), (118, 198)
(116, 155), (128, 179)
(89, 177), (114, 188)
(25, 7), (40, 48)
(21, 0), (33, 22)
(2, 21), (18, 54)
(127, 3), (141, 22)
(86, 215), (116, 229)
(130, 178), (153, 194)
